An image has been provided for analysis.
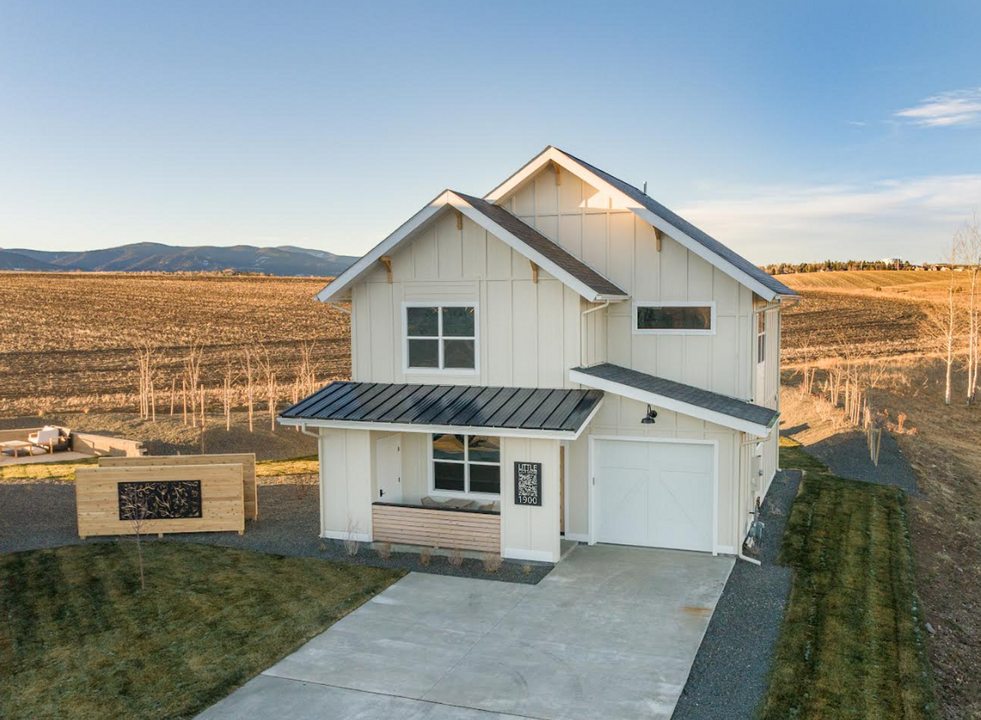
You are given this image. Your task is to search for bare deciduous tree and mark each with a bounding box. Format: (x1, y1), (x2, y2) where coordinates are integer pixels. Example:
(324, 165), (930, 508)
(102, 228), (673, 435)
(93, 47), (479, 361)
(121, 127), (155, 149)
(119, 483), (151, 591)
(183, 342), (203, 427)
(922, 237), (962, 405)
(964, 218), (981, 404)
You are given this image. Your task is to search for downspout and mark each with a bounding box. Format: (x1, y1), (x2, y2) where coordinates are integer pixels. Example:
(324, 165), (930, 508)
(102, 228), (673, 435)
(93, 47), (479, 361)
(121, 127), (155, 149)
(300, 423), (326, 540)
(738, 433), (763, 566)
(579, 300), (610, 369)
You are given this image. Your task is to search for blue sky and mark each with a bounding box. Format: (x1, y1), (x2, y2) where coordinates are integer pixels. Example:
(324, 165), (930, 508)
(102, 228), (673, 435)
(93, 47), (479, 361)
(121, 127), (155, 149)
(2, 0), (980, 264)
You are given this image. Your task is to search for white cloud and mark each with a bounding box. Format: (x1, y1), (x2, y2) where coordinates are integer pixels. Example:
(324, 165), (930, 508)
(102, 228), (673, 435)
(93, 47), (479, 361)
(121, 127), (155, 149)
(895, 88), (981, 127)
(676, 175), (981, 263)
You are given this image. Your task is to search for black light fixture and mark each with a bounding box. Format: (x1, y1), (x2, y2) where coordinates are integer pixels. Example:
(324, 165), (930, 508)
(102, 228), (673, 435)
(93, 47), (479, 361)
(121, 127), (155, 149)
(641, 404), (658, 424)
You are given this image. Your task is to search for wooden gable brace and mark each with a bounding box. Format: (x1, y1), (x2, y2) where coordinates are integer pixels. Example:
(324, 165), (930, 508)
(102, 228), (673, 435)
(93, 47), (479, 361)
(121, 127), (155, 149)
(379, 255), (393, 284)
(530, 261), (539, 284)
(455, 209), (463, 230)
(653, 227), (662, 252)
(551, 161), (562, 186)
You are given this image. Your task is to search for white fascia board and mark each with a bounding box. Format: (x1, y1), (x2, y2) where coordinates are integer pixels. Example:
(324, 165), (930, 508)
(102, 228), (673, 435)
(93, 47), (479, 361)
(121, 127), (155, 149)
(278, 415), (581, 441)
(316, 190), (452, 303)
(447, 192), (616, 303)
(568, 369), (770, 437)
(485, 147), (778, 302)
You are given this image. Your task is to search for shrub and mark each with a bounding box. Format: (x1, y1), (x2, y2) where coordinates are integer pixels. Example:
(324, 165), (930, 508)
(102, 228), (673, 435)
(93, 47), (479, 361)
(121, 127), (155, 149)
(482, 553), (502, 573)
(448, 548), (464, 567)
(376, 542), (392, 560)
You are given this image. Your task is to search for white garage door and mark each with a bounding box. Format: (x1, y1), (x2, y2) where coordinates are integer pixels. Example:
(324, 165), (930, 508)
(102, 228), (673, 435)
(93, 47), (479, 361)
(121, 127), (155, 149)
(595, 439), (715, 552)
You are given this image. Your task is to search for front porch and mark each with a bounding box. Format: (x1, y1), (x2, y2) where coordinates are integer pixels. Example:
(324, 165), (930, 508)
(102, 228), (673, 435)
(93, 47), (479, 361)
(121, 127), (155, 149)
(278, 381), (604, 564)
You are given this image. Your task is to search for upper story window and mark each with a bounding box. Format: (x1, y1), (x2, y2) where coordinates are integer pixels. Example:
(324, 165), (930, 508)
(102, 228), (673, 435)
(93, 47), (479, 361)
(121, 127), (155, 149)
(633, 301), (715, 335)
(431, 433), (500, 496)
(404, 303), (477, 373)
(757, 312), (766, 364)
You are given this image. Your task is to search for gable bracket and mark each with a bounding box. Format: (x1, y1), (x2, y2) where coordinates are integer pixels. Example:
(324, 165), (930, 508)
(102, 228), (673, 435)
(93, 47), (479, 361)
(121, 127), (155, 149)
(530, 261), (539, 284)
(379, 255), (393, 284)
(455, 209), (463, 230)
(653, 227), (662, 252)
(551, 161), (562, 186)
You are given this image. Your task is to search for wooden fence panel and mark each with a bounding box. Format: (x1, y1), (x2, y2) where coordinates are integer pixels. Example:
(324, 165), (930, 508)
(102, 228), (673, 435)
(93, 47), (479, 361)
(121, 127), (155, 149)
(99, 454), (257, 520)
(75, 464), (244, 538)
(372, 504), (500, 553)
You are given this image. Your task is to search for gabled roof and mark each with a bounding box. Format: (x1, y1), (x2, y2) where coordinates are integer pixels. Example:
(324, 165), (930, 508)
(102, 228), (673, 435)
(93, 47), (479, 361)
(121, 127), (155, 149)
(317, 190), (628, 304)
(279, 381), (605, 440)
(569, 362), (778, 437)
(486, 146), (799, 302)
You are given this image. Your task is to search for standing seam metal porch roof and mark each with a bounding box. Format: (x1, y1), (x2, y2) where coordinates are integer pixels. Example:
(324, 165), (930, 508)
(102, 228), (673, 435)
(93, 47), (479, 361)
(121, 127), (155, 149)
(280, 381), (604, 433)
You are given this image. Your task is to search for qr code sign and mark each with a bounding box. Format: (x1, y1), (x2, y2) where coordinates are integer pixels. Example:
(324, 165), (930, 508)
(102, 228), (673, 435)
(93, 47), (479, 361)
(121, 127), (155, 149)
(514, 462), (542, 506)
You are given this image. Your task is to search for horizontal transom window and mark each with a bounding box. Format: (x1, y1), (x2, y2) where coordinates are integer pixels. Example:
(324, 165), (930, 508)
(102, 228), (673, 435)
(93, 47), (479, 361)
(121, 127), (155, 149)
(432, 434), (500, 496)
(634, 302), (715, 335)
(405, 303), (477, 372)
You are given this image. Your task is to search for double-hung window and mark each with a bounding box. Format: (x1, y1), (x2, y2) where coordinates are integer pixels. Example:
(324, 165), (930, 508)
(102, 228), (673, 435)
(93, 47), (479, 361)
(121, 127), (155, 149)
(431, 434), (500, 496)
(405, 303), (477, 372)
(633, 301), (715, 335)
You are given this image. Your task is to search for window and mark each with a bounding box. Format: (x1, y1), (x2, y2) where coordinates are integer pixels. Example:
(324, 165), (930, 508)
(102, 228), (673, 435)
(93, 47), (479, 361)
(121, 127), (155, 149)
(633, 301), (715, 335)
(405, 303), (477, 372)
(757, 311), (766, 364)
(431, 434), (500, 496)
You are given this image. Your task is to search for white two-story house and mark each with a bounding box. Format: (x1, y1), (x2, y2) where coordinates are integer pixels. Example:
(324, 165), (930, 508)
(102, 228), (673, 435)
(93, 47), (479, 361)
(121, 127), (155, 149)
(280, 147), (798, 564)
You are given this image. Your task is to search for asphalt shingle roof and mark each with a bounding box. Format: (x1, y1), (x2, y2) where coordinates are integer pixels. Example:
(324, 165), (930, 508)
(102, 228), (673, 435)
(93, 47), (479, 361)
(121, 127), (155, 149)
(455, 192), (628, 298)
(572, 362), (779, 429)
(557, 150), (798, 298)
(281, 381), (604, 433)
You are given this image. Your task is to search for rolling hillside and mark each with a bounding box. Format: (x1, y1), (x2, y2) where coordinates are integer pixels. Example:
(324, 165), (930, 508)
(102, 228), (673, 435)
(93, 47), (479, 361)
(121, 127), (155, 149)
(0, 243), (357, 276)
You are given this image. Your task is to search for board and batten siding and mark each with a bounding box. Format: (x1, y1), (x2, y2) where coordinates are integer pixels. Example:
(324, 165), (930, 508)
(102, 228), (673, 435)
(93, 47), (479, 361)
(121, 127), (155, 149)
(350, 209), (582, 389)
(501, 164), (756, 400)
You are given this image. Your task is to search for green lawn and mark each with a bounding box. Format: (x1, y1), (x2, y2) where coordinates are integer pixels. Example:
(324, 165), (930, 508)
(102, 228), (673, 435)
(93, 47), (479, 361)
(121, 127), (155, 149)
(761, 438), (935, 720)
(0, 542), (403, 720)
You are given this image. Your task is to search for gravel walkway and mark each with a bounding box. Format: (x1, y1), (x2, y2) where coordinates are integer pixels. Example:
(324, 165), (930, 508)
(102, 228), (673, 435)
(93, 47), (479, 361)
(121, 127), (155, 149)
(672, 469), (801, 720)
(0, 483), (552, 584)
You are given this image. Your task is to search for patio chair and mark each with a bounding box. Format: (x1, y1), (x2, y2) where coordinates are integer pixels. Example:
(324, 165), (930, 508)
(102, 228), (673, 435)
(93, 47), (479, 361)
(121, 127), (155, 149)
(29, 426), (70, 454)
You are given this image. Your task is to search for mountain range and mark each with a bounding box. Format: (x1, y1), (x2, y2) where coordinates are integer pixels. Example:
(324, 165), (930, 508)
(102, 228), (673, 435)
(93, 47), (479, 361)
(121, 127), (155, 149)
(0, 242), (359, 277)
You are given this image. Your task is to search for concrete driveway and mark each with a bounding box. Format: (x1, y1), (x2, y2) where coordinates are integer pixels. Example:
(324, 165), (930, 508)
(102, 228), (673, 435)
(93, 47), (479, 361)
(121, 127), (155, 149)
(199, 545), (733, 720)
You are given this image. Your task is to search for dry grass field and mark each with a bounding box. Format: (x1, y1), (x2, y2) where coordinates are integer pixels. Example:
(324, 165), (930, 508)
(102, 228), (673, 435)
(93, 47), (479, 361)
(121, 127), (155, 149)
(0, 272), (350, 417)
(779, 270), (981, 719)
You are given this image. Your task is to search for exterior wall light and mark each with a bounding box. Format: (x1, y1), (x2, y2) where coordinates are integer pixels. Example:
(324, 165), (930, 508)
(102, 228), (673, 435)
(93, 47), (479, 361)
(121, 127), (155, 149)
(641, 405), (658, 425)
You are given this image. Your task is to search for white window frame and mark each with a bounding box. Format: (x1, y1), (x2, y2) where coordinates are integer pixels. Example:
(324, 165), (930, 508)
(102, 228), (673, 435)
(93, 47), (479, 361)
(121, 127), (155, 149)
(632, 300), (717, 336)
(428, 433), (501, 499)
(757, 311), (766, 365)
(403, 301), (479, 376)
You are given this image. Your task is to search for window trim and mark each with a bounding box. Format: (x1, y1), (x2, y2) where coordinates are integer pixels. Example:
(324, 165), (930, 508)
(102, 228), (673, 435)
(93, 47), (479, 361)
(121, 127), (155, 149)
(756, 311), (766, 366)
(403, 302), (479, 376)
(632, 301), (717, 336)
(428, 433), (501, 499)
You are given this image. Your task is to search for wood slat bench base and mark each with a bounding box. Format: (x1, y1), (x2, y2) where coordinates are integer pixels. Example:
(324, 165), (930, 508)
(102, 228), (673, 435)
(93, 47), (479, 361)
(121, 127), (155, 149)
(372, 504), (500, 553)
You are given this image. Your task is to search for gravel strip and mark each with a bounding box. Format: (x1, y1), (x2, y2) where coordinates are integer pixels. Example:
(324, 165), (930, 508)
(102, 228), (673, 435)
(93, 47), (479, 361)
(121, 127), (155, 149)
(792, 428), (918, 494)
(673, 469), (801, 720)
(0, 483), (552, 584)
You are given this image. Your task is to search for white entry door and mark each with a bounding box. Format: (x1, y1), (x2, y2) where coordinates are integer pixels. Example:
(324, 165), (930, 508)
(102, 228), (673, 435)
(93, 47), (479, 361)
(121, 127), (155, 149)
(594, 439), (714, 552)
(376, 435), (402, 503)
